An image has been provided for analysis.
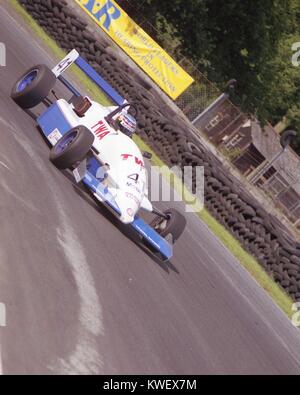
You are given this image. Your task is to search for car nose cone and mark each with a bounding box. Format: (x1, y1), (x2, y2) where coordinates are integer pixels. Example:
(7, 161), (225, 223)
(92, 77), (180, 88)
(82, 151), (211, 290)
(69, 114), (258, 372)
(115, 190), (140, 224)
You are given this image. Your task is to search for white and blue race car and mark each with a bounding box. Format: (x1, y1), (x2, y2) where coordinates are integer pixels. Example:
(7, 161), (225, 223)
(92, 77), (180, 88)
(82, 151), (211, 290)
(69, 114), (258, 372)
(11, 50), (186, 261)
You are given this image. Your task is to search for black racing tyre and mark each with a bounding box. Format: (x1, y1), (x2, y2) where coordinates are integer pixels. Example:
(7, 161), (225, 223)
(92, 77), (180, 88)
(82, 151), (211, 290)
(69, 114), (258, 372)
(11, 64), (56, 109)
(273, 272), (283, 282)
(272, 264), (283, 275)
(281, 280), (290, 288)
(150, 208), (186, 244)
(49, 126), (94, 170)
(291, 255), (300, 265)
(283, 263), (299, 271)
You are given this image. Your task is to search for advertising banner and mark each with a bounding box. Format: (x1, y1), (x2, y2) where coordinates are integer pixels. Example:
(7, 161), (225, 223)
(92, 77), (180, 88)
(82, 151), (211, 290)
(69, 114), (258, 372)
(75, 0), (194, 99)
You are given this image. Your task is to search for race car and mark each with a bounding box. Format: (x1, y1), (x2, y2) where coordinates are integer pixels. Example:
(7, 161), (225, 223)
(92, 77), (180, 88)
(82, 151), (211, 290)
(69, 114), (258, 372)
(10, 50), (186, 261)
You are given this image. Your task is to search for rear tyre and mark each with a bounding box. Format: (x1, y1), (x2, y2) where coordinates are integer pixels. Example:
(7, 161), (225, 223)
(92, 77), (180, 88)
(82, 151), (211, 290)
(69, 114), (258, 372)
(49, 126), (94, 170)
(11, 65), (56, 109)
(150, 208), (186, 244)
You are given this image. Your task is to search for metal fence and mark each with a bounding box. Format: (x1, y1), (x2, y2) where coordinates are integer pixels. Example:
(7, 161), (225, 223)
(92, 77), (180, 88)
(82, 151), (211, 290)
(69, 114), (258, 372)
(263, 173), (300, 226)
(175, 58), (220, 121)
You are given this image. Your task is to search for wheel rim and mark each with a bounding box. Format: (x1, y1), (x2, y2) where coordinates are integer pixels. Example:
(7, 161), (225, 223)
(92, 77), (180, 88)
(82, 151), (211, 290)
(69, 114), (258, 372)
(152, 215), (170, 233)
(54, 131), (78, 154)
(16, 69), (38, 93)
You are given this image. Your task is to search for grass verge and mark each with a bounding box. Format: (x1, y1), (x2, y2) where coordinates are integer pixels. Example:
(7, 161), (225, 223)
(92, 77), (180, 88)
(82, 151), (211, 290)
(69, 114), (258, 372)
(10, 0), (295, 319)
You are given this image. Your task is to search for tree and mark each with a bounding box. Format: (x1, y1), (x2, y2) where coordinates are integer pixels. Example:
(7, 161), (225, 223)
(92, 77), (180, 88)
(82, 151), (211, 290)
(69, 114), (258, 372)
(143, 1), (291, 105)
(123, 0), (300, 152)
(194, 1), (292, 122)
(262, 35), (300, 123)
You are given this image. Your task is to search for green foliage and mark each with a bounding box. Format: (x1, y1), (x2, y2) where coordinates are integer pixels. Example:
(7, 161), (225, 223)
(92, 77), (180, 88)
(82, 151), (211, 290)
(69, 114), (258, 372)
(128, 0), (300, 154)
(262, 35), (300, 125)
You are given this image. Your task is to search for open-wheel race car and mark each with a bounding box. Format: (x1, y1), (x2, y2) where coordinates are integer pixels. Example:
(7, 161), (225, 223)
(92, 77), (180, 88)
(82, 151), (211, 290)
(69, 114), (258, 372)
(11, 50), (186, 261)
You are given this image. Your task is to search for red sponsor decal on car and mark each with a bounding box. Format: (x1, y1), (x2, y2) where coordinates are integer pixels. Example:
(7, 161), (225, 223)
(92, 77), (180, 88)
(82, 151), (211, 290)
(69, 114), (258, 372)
(121, 154), (144, 168)
(127, 208), (134, 217)
(92, 120), (110, 140)
(125, 192), (140, 206)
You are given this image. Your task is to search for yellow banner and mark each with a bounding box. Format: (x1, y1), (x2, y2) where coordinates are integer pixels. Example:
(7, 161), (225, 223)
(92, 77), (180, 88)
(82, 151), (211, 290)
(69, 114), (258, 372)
(75, 0), (194, 99)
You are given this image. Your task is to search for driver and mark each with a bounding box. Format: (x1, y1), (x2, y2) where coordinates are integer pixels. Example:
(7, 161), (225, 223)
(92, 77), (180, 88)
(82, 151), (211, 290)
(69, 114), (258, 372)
(116, 113), (137, 138)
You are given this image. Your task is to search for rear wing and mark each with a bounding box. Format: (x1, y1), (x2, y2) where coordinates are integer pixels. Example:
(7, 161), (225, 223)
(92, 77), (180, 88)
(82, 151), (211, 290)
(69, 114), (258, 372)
(52, 49), (125, 106)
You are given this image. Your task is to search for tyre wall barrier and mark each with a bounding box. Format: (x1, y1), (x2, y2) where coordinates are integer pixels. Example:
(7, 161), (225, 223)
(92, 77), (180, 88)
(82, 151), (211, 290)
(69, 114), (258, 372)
(18, 0), (300, 301)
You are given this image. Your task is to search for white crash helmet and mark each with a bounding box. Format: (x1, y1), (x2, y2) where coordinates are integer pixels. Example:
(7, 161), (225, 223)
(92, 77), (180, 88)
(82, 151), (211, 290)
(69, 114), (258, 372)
(117, 113), (137, 137)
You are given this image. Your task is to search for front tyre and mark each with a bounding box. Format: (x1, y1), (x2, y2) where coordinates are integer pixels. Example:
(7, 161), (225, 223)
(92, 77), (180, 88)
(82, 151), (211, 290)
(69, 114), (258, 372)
(49, 126), (94, 170)
(11, 65), (56, 109)
(150, 208), (186, 244)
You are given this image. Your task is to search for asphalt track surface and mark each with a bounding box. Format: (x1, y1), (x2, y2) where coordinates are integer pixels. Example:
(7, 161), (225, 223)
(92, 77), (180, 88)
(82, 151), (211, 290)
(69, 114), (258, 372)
(1, 2), (300, 375)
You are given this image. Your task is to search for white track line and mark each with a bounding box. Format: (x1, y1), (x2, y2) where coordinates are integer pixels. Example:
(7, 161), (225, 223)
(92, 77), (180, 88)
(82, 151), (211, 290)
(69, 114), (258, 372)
(0, 161), (9, 170)
(0, 303), (6, 376)
(0, 345), (3, 375)
(11, 130), (104, 374)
